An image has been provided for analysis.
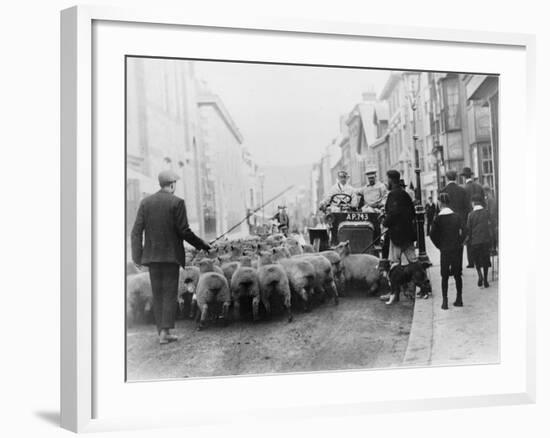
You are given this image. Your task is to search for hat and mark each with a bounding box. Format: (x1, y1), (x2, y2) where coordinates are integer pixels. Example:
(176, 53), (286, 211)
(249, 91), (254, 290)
(158, 170), (180, 187)
(386, 169), (401, 181)
(445, 169), (457, 181)
(364, 164), (377, 175)
(337, 170), (349, 178)
(460, 167), (473, 178)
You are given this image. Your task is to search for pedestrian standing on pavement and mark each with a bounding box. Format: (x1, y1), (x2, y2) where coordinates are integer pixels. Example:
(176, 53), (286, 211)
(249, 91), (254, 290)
(441, 169), (470, 267)
(429, 192), (465, 310)
(465, 194), (493, 288)
(425, 198), (436, 235)
(461, 167), (485, 267)
(131, 170), (211, 345)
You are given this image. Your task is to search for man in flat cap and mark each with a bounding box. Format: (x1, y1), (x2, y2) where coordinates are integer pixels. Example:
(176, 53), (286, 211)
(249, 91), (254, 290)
(272, 205), (290, 236)
(131, 169), (211, 344)
(357, 165), (387, 244)
(319, 170), (358, 212)
(440, 169), (470, 268)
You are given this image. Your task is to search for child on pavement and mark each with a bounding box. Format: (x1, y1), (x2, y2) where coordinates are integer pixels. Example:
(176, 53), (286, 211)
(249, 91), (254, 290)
(465, 194), (493, 288)
(429, 192), (465, 310)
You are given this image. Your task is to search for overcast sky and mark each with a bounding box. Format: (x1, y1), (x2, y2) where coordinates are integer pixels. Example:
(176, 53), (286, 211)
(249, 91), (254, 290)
(194, 61), (390, 167)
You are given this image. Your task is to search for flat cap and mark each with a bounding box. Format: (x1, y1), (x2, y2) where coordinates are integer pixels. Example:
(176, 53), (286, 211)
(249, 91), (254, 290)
(158, 169), (180, 187)
(337, 170), (349, 177)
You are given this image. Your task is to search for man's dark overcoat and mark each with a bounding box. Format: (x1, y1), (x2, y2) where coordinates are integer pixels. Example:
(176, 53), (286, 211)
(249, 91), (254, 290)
(131, 191), (208, 267)
(383, 186), (417, 247)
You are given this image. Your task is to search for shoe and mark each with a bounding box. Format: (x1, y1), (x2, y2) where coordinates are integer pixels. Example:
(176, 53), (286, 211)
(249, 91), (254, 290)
(477, 278), (483, 287)
(379, 293), (391, 301)
(467, 264), (474, 268)
(453, 300), (463, 307)
(165, 334), (178, 342)
(484, 281), (490, 288)
(441, 298), (448, 310)
(385, 294), (398, 305)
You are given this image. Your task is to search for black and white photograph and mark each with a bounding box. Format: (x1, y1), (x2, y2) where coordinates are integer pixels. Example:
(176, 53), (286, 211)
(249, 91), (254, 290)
(125, 57), (499, 381)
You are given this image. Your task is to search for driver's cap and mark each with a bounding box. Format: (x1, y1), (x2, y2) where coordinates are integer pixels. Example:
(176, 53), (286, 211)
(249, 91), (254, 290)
(364, 164), (378, 175)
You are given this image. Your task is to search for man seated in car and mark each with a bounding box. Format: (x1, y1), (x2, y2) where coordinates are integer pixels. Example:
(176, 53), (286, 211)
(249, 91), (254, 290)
(319, 170), (358, 212)
(356, 165), (387, 245)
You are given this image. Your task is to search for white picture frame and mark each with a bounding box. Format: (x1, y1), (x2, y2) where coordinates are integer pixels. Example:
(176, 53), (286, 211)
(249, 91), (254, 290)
(60, 5), (536, 433)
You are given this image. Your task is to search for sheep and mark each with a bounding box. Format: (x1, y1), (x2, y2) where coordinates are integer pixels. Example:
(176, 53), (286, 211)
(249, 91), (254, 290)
(284, 237), (304, 255)
(257, 252), (293, 322)
(197, 258), (224, 276)
(194, 271), (231, 331)
(293, 253), (339, 305)
(230, 256), (262, 321)
(319, 250), (345, 296)
(271, 247), (315, 312)
(332, 241), (382, 295)
(177, 266), (200, 319)
(126, 272), (153, 326)
(220, 260), (241, 285)
(301, 244), (315, 253)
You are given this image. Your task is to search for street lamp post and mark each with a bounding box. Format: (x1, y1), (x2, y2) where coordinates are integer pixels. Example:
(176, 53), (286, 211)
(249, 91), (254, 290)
(431, 140), (444, 193)
(404, 72), (431, 267)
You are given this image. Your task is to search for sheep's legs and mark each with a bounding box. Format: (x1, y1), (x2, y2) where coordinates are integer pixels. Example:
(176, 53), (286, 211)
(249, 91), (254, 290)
(252, 296), (261, 322)
(221, 302), (230, 326)
(326, 280), (339, 305)
(232, 298), (241, 321)
(196, 303), (208, 330)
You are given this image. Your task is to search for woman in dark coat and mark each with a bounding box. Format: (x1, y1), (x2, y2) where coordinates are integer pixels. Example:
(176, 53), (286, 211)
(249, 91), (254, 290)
(465, 194), (493, 288)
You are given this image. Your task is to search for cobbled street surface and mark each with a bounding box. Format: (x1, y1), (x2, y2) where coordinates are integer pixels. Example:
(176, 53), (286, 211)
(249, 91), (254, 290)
(126, 288), (414, 381)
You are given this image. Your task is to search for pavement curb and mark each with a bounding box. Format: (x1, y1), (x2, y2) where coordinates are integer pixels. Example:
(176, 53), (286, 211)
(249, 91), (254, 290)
(402, 292), (433, 366)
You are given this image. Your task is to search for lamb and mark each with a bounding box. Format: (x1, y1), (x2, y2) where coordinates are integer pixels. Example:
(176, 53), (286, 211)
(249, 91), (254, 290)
(177, 266), (200, 319)
(230, 256), (262, 321)
(271, 247), (315, 311)
(320, 250), (345, 295)
(126, 272), (153, 326)
(197, 258), (224, 276)
(194, 271), (231, 331)
(293, 253), (339, 305)
(332, 241), (382, 295)
(220, 260), (241, 285)
(257, 252), (293, 322)
(284, 237), (303, 255)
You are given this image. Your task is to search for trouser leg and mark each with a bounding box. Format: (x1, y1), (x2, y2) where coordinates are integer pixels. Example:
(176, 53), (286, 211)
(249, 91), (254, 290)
(454, 275), (463, 306)
(160, 264), (180, 330)
(148, 264), (164, 334)
(441, 275), (449, 310)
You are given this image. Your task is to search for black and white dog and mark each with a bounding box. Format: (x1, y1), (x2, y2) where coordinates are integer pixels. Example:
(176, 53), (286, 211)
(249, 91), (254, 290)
(380, 261), (432, 305)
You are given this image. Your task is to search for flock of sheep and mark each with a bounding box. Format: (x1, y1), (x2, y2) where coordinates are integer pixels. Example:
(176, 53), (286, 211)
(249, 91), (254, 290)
(126, 234), (387, 330)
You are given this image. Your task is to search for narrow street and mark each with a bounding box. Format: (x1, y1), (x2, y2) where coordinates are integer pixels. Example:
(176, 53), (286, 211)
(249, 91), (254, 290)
(126, 287), (414, 381)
